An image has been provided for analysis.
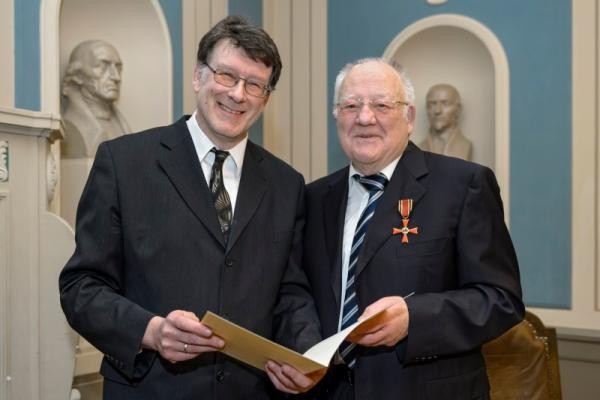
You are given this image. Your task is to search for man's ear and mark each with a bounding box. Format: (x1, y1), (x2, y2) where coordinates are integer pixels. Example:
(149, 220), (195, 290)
(192, 64), (203, 92)
(407, 105), (416, 124)
(262, 92), (271, 105)
(72, 73), (84, 86)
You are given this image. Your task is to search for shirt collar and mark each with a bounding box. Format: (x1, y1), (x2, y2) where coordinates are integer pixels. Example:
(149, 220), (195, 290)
(348, 155), (402, 188)
(186, 111), (247, 170)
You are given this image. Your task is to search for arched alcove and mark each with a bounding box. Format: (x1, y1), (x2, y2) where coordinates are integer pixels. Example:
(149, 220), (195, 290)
(41, 0), (173, 131)
(383, 14), (510, 220)
(59, 0), (173, 131)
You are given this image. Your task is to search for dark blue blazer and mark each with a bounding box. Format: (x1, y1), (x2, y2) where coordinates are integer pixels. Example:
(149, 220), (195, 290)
(304, 142), (524, 400)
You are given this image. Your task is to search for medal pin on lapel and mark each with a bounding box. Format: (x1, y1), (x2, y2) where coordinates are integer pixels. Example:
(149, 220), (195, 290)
(392, 199), (418, 244)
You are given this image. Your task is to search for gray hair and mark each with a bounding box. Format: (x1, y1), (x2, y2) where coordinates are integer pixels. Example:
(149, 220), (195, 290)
(332, 58), (415, 120)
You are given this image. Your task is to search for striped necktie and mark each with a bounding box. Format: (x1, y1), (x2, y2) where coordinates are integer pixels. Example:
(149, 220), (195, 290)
(340, 172), (389, 368)
(210, 148), (232, 242)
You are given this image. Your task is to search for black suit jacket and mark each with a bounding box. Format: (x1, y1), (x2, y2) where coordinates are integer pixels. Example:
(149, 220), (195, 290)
(59, 116), (321, 399)
(304, 142), (524, 400)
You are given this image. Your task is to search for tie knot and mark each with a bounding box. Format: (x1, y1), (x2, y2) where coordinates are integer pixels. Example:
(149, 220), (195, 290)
(211, 148), (230, 164)
(354, 172), (388, 193)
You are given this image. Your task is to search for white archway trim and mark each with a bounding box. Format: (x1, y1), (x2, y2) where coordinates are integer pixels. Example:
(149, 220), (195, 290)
(383, 14), (511, 223)
(40, 0), (62, 115)
(149, 0), (174, 122)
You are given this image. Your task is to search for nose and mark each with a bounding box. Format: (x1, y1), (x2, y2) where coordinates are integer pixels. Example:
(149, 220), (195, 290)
(228, 79), (246, 102)
(108, 63), (121, 82)
(357, 103), (376, 125)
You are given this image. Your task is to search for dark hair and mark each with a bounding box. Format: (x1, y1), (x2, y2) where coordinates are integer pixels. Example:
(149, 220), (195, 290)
(197, 15), (282, 90)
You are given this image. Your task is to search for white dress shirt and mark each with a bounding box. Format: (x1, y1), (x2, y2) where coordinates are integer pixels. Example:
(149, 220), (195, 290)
(186, 112), (247, 214)
(338, 158), (401, 331)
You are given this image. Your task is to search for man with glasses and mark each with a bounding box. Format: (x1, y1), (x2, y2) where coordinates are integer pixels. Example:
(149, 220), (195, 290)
(60, 16), (322, 399)
(302, 58), (523, 399)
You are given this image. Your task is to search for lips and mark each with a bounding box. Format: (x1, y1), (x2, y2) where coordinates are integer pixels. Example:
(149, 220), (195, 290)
(218, 101), (245, 115)
(354, 132), (380, 139)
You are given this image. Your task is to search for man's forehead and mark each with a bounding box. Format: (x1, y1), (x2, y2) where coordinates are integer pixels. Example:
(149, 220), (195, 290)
(210, 40), (272, 78)
(427, 86), (457, 101)
(90, 45), (121, 62)
(341, 64), (402, 98)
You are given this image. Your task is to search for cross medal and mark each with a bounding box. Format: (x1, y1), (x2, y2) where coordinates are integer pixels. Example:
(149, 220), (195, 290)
(392, 199), (418, 244)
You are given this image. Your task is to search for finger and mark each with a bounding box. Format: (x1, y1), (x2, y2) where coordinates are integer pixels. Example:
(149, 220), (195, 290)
(360, 299), (388, 320)
(281, 364), (312, 389)
(266, 362), (299, 394)
(179, 310), (200, 321)
(168, 314), (213, 337)
(182, 339), (225, 354)
(356, 327), (387, 346)
(163, 340), (223, 363)
(179, 330), (225, 349)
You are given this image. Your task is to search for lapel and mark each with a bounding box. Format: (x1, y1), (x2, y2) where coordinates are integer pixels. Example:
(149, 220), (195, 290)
(354, 142), (429, 278)
(226, 142), (268, 252)
(323, 168), (350, 310)
(156, 117), (226, 247)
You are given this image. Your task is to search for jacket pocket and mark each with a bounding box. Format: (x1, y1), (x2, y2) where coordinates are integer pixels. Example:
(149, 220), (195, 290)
(426, 365), (490, 399)
(396, 237), (450, 258)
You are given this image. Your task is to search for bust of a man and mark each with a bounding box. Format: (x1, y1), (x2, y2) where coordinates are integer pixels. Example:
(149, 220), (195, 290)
(61, 40), (130, 158)
(419, 83), (472, 161)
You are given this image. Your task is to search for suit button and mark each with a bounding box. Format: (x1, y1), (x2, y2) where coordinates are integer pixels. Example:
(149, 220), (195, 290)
(225, 258), (233, 267)
(216, 370), (225, 382)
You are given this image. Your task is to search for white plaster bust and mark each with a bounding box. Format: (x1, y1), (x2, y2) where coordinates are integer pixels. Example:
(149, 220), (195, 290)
(61, 40), (130, 158)
(419, 83), (472, 161)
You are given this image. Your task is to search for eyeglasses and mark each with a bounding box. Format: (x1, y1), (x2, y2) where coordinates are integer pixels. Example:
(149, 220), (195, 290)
(336, 99), (410, 116)
(205, 64), (272, 98)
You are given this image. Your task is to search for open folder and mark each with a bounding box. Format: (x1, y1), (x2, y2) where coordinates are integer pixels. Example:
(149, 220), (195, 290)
(200, 309), (387, 374)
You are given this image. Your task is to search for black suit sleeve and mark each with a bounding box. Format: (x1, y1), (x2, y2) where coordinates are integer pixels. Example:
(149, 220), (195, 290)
(272, 178), (322, 353)
(59, 142), (156, 379)
(403, 166), (524, 362)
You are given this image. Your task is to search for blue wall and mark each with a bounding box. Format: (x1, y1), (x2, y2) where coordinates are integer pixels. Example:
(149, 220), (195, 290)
(328, 0), (572, 308)
(14, 0), (40, 110)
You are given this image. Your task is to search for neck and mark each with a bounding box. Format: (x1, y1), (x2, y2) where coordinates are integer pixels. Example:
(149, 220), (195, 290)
(81, 91), (114, 120)
(430, 125), (458, 138)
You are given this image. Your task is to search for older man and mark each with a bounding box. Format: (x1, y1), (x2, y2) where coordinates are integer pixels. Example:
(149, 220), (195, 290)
(419, 83), (472, 161)
(60, 16), (321, 399)
(303, 59), (523, 399)
(61, 40), (131, 158)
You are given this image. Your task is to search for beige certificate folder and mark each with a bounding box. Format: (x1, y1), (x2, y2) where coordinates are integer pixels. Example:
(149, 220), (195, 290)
(201, 309), (387, 374)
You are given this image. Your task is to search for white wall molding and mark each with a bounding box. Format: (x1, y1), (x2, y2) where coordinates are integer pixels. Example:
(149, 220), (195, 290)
(0, 0), (14, 107)
(0, 108), (62, 142)
(40, 0), (62, 115)
(263, 0), (327, 181)
(0, 192), (9, 400)
(182, 0), (228, 114)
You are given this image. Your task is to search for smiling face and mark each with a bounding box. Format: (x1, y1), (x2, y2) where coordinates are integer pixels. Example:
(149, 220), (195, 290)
(192, 39), (272, 149)
(335, 61), (415, 175)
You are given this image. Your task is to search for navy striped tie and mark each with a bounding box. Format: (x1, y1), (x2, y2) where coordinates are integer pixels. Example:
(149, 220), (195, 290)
(340, 172), (388, 368)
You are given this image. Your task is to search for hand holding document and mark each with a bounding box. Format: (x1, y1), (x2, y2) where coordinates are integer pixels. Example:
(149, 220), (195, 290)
(200, 308), (388, 374)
